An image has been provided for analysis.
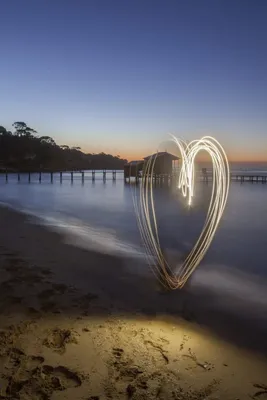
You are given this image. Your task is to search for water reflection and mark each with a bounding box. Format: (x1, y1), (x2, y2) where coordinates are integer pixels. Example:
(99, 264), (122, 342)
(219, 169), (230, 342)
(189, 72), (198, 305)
(0, 174), (266, 281)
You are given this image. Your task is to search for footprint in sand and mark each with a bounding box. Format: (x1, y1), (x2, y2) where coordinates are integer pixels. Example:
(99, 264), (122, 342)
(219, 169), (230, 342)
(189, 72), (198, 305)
(43, 328), (78, 354)
(253, 383), (267, 398)
(1, 348), (83, 399)
(112, 347), (124, 358)
(41, 364), (82, 388)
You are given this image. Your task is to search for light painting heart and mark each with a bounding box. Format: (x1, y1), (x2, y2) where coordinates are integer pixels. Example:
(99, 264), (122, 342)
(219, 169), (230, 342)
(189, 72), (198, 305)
(134, 136), (230, 289)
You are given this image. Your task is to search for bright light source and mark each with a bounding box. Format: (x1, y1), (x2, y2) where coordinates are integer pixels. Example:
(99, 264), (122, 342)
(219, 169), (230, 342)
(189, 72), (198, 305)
(133, 135), (230, 289)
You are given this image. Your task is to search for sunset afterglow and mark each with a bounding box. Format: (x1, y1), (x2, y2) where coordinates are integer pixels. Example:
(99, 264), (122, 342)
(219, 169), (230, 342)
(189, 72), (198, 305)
(1, 1), (266, 162)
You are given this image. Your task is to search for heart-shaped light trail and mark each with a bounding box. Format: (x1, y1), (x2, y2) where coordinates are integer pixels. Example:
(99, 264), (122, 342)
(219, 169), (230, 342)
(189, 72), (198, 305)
(134, 136), (230, 289)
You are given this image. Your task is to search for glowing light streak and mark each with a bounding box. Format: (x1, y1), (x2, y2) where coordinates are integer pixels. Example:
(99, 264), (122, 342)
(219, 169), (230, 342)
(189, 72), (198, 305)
(134, 135), (230, 289)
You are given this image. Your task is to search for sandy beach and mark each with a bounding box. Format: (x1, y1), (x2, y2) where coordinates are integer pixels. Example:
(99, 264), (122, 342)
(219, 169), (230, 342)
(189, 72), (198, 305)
(0, 205), (266, 399)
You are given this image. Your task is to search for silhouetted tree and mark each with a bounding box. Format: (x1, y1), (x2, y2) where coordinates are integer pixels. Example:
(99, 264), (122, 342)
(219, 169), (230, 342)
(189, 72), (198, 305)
(60, 145), (70, 150)
(12, 122), (37, 137)
(0, 122), (128, 171)
(40, 136), (56, 145)
(0, 126), (12, 136)
(0, 126), (6, 135)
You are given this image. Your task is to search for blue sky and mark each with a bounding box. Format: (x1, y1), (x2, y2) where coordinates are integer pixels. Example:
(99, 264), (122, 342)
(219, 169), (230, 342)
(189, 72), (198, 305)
(1, 0), (267, 161)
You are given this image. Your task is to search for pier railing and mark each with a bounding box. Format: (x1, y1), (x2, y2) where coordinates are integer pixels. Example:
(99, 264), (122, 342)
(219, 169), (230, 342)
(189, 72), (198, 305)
(0, 169), (267, 184)
(201, 169), (267, 184)
(0, 170), (124, 183)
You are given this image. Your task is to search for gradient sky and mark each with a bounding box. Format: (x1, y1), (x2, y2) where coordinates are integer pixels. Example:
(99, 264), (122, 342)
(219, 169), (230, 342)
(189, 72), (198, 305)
(1, 0), (267, 161)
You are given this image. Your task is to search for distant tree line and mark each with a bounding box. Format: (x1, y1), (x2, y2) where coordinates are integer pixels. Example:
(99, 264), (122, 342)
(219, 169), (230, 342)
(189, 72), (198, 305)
(0, 122), (127, 171)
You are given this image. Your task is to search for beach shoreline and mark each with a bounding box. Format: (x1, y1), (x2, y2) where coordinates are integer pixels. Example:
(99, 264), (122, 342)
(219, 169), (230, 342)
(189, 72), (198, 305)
(0, 204), (266, 399)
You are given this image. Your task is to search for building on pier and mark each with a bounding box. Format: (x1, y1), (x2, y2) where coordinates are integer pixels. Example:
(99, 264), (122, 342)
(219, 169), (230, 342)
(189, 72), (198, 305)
(124, 152), (179, 182)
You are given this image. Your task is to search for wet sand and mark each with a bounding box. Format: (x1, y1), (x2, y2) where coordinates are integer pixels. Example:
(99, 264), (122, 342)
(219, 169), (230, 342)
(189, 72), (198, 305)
(0, 205), (266, 399)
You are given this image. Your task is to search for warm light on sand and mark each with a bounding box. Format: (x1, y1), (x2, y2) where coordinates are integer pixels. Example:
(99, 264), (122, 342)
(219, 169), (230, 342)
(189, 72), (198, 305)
(134, 135), (230, 289)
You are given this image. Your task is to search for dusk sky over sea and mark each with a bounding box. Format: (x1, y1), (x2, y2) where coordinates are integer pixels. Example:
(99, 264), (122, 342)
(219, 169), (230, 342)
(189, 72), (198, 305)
(1, 0), (267, 161)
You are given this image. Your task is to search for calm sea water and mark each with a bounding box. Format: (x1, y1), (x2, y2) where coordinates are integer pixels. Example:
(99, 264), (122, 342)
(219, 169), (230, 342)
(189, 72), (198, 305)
(0, 168), (267, 321)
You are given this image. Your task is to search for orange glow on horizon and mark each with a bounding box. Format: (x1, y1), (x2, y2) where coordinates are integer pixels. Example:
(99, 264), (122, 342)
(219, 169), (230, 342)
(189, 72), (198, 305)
(124, 153), (267, 164)
(76, 144), (267, 164)
(119, 144), (267, 163)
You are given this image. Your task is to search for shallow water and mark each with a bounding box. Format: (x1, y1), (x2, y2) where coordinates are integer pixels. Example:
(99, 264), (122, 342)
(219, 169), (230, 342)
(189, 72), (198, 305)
(0, 171), (267, 321)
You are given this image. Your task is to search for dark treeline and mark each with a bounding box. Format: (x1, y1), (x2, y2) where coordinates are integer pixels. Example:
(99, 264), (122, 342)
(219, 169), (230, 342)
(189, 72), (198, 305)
(0, 122), (127, 171)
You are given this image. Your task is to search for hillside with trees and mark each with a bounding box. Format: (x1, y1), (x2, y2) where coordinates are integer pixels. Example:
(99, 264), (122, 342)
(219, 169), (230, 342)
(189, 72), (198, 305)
(0, 122), (127, 171)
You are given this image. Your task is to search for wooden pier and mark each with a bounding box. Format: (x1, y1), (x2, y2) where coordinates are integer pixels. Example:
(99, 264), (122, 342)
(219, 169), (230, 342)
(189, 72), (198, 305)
(0, 170), (122, 184)
(202, 169), (267, 184)
(1, 169), (266, 185)
(231, 174), (267, 183)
